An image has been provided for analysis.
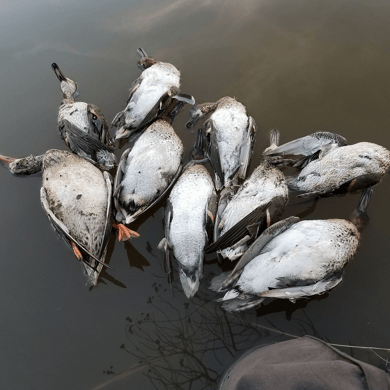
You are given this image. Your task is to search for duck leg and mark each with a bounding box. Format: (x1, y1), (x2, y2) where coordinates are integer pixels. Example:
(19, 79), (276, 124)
(71, 242), (83, 261)
(0, 155), (15, 163)
(112, 223), (140, 242)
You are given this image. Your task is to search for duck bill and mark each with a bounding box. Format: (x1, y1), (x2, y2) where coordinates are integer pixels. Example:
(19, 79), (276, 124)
(185, 115), (201, 128)
(51, 63), (67, 82)
(137, 48), (148, 58)
(185, 105), (206, 128)
(115, 128), (131, 140)
(350, 188), (373, 231)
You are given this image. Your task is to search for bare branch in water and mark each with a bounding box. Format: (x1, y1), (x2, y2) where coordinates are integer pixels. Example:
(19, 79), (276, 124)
(96, 282), (390, 389)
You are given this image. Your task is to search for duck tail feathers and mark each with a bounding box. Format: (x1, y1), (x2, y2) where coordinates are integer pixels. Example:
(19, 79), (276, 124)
(270, 129), (280, 147)
(82, 261), (100, 287)
(285, 175), (299, 190)
(180, 268), (200, 299)
(157, 238), (168, 252)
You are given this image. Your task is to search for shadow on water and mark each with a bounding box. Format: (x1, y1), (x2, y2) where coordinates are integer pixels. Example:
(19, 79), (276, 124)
(93, 283), (389, 390)
(124, 240), (151, 270)
(256, 292), (330, 320)
(96, 287), (266, 389)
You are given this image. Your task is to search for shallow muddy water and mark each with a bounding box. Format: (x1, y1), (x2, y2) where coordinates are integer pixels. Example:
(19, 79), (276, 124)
(1, 0), (390, 389)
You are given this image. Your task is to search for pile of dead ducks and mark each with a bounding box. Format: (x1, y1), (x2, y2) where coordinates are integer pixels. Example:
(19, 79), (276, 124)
(2, 48), (390, 312)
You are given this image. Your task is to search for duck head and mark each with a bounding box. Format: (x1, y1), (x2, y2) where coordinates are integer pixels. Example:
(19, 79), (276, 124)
(51, 63), (78, 100)
(136, 48), (157, 70)
(0, 154), (43, 175)
(185, 102), (218, 128)
(350, 188), (373, 232)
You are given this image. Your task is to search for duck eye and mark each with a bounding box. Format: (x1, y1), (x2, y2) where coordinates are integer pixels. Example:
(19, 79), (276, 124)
(92, 114), (97, 120)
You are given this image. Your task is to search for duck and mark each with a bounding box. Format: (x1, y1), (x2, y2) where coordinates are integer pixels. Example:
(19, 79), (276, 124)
(206, 130), (288, 261)
(210, 188), (372, 312)
(51, 63), (117, 170)
(157, 162), (217, 298)
(112, 48), (194, 141)
(114, 101), (184, 224)
(263, 131), (390, 198)
(1, 150), (138, 285)
(185, 96), (257, 191)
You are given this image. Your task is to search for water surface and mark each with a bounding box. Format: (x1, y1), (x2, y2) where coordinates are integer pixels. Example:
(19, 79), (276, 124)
(1, 0), (390, 389)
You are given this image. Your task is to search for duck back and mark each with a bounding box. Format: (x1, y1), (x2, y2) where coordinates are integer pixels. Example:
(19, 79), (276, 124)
(124, 63), (180, 130)
(42, 150), (108, 257)
(238, 219), (359, 294)
(288, 142), (390, 193)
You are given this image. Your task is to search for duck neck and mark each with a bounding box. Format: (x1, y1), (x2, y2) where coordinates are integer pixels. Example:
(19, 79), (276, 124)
(350, 188), (373, 232)
(62, 97), (75, 105)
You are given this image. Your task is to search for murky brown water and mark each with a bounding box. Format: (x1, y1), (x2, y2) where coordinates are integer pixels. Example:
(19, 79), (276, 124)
(1, 0), (390, 389)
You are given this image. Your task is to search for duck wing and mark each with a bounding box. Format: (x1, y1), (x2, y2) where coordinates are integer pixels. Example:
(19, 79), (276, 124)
(220, 217), (300, 290)
(206, 202), (272, 254)
(126, 163), (183, 223)
(213, 185), (240, 243)
(264, 132), (347, 160)
(335, 172), (384, 194)
(126, 77), (142, 106)
(206, 188), (218, 243)
(40, 187), (111, 269)
(237, 116), (257, 180)
(134, 90), (172, 132)
(204, 120), (224, 190)
(113, 148), (131, 221)
(59, 119), (114, 162)
(99, 172), (114, 259)
(259, 271), (343, 300)
(87, 104), (113, 145)
(296, 172), (384, 199)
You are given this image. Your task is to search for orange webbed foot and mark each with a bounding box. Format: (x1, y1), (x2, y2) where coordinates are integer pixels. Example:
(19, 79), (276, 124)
(0, 155), (16, 164)
(113, 223), (140, 242)
(71, 242), (83, 261)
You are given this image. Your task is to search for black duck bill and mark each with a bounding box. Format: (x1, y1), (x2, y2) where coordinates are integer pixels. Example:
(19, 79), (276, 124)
(51, 63), (67, 82)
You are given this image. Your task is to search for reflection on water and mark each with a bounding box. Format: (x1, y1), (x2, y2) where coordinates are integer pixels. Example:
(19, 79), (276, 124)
(2, 0), (390, 389)
(98, 286), (266, 389)
(96, 284), (389, 389)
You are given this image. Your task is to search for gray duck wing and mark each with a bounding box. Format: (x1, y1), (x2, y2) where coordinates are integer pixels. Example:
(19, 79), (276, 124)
(59, 119), (114, 161)
(206, 202), (272, 254)
(206, 186), (218, 243)
(204, 120), (224, 189)
(132, 90), (172, 132)
(237, 116), (257, 180)
(213, 185), (239, 243)
(130, 163), (183, 221)
(333, 172), (384, 195)
(40, 187), (111, 269)
(113, 148), (131, 218)
(259, 272), (343, 299)
(99, 172), (114, 259)
(87, 104), (113, 146)
(111, 79), (143, 129)
(264, 132), (347, 158)
(126, 77), (142, 106)
(221, 217), (300, 289)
